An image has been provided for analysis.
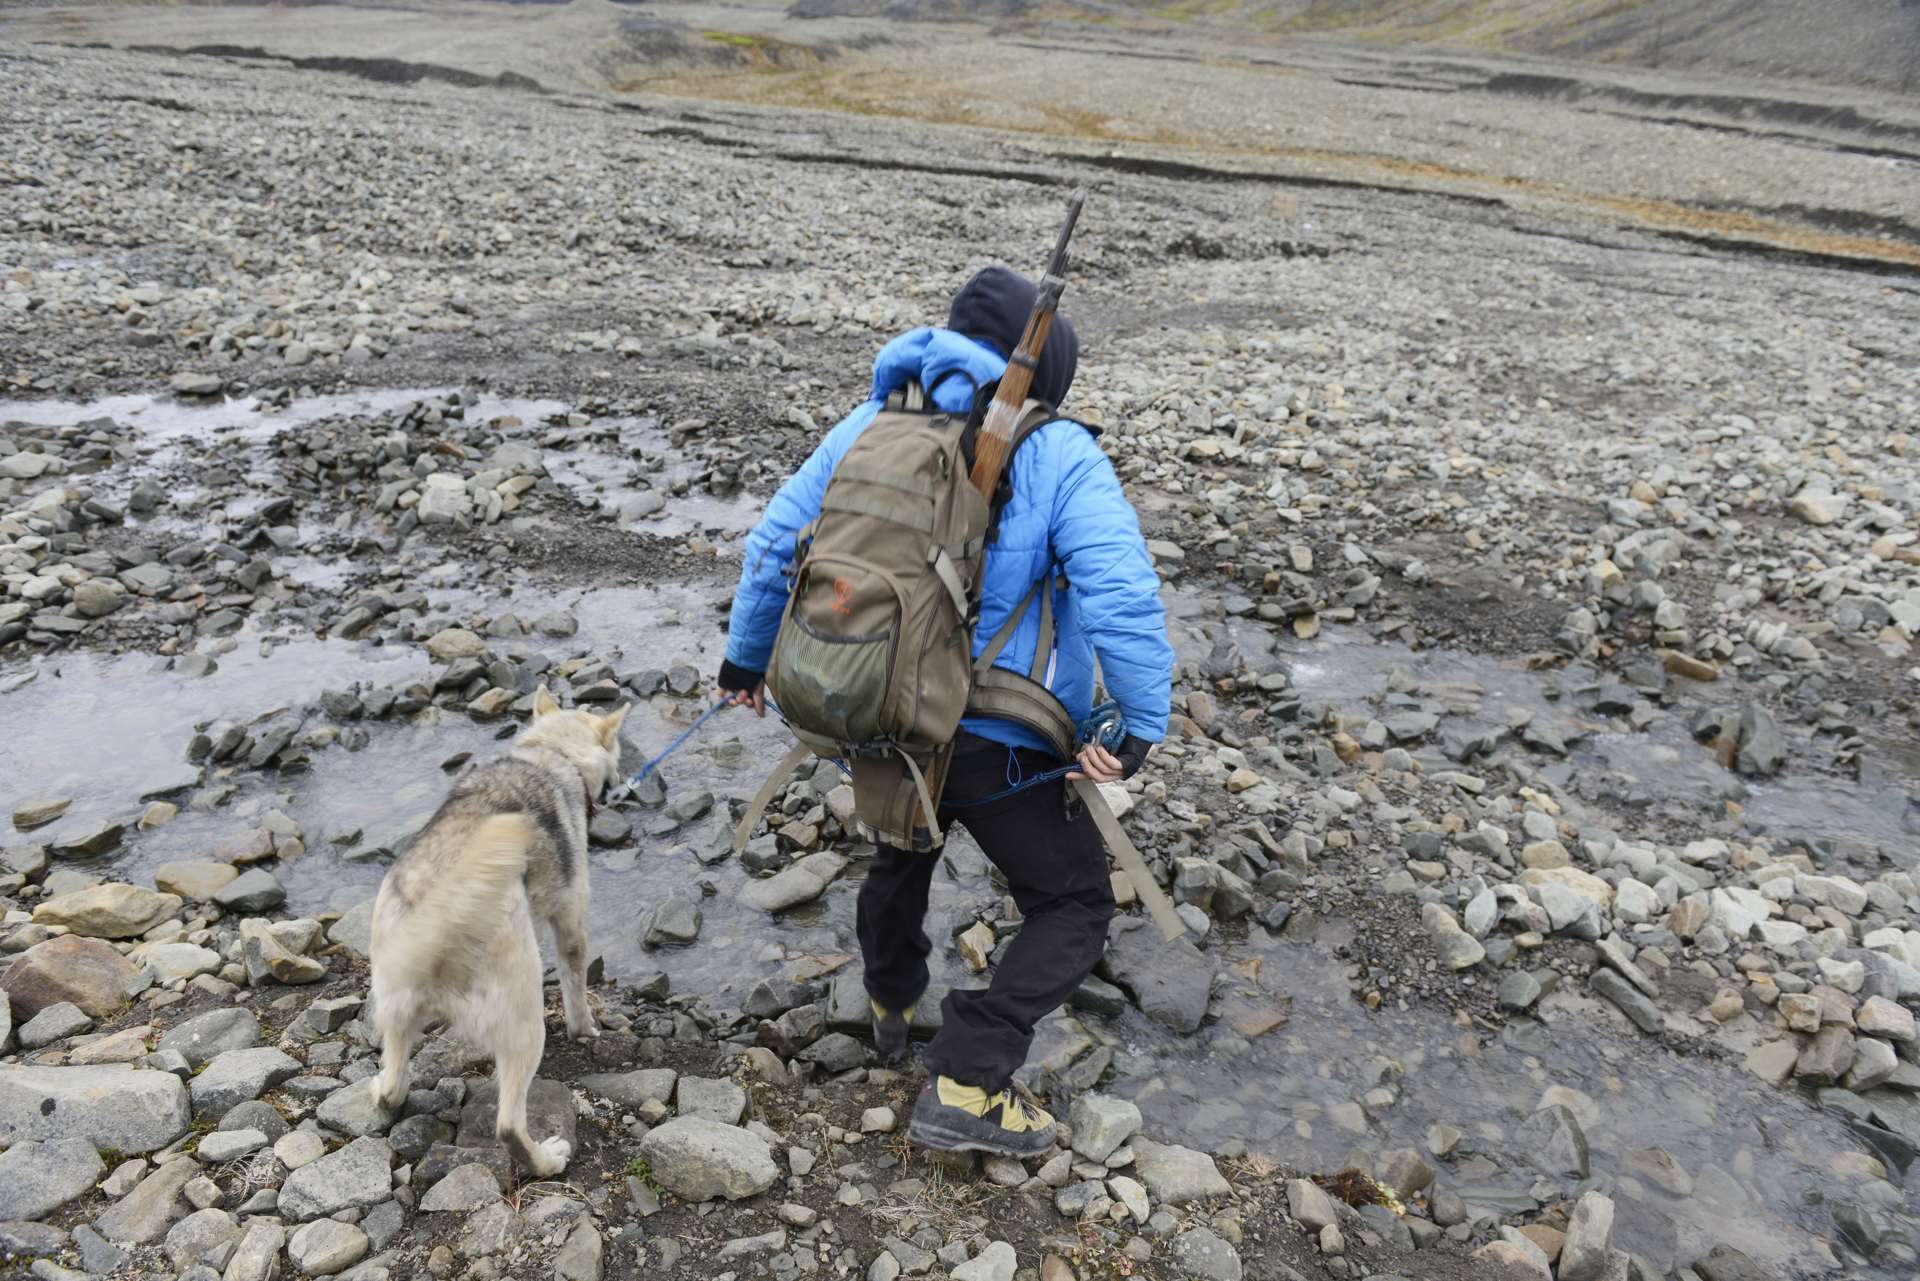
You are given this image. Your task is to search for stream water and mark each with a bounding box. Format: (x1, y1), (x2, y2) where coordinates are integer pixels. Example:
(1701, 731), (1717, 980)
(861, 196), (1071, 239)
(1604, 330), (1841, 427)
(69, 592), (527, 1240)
(5, 390), (1918, 1276)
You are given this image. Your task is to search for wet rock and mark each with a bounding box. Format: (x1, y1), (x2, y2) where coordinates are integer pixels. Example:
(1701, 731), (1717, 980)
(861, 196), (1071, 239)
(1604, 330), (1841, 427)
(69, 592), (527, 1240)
(425, 627), (486, 661)
(1731, 705), (1784, 776)
(214, 868), (287, 914)
(153, 860), (240, 900)
(638, 1117), (778, 1201)
(588, 809), (631, 846)
(741, 851), (846, 913)
(1100, 916), (1213, 1034)
(32, 883), (181, 938)
(0, 1137), (104, 1220)
(11, 797), (71, 830)
(279, 1136), (394, 1221)
(1694, 1245), (1782, 1281)
(0, 1065), (190, 1152)
(1132, 1138), (1230, 1205)
(1515, 1104), (1590, 1179)
(1498, 971), (1542, 1010)
(1171, 1227), (1241, 1281)
(1560, 1190), (1615, 1281)
(170, 372), (224, 396)
(1069, 1093), (1142, 1162)
(644, 895), (702, 947)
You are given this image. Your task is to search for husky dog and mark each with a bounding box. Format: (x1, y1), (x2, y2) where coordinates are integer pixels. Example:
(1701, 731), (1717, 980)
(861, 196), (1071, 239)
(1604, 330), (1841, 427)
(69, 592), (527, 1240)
(369, 686), (628, 1177)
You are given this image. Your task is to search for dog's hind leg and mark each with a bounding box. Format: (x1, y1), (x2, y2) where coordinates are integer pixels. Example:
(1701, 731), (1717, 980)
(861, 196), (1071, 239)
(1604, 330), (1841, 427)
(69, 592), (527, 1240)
(489, 926), (570, 1178)
(552, 896), (598, 1043)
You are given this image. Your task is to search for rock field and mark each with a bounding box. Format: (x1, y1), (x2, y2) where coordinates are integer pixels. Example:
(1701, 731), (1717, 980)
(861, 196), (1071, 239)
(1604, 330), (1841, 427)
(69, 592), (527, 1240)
(1, 15), (1919, 1281)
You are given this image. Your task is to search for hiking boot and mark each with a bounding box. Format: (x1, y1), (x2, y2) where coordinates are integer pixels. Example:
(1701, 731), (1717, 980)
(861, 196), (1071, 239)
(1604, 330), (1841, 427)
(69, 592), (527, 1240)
(907, 1075), (1056, 1157)
(870, 999), (914, 1063)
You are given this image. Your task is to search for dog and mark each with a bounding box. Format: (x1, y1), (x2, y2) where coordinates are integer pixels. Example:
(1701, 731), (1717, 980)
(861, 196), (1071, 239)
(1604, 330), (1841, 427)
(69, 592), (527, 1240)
(369, 686), (628, 1177)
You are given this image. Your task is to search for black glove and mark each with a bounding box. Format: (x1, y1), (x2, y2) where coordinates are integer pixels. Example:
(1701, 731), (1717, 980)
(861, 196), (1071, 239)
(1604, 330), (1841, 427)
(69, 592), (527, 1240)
(718, 659), (763, 697)
(1112, 734), (1153, 780)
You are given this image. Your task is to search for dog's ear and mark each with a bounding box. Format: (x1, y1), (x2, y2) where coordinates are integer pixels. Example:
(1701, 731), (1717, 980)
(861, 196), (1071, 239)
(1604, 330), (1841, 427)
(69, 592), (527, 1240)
(532, 685), (560, 719)
(596, 703), (631, 747)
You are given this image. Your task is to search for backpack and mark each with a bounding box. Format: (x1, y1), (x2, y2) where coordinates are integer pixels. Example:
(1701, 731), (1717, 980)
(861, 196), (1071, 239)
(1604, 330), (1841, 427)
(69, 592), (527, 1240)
(733, 380), (1078, 854)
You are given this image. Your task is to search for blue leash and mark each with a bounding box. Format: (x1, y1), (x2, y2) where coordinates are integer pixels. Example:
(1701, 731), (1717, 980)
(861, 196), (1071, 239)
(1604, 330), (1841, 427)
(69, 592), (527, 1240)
(619, 691), (1123, 808)
(623, 698), (733, 788)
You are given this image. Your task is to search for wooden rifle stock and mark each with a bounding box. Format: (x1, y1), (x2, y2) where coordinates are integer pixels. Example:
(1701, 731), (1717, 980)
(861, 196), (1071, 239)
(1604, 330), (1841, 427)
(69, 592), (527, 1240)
(968, 190), (1086, 502)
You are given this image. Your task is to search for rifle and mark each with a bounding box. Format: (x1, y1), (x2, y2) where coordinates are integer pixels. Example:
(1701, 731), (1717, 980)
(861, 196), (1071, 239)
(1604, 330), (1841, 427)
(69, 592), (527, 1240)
(959, 191), (1188, 942)
(967, 188), (1086, 502)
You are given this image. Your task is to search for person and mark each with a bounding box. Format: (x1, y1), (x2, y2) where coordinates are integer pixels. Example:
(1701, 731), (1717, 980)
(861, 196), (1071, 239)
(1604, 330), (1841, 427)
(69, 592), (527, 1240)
(716, 266), (1174, 1157)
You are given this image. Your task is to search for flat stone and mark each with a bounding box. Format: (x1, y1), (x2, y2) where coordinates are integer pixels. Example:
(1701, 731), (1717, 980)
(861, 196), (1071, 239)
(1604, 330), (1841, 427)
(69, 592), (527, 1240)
(420, 1162), (502, 1212)
(136, 941), (223, 984)
(32, 883), (181, 938)
(0, 1137), (104, 1220)
(190, 1047), (300, 1117)
(638, 1118), (778, 1201)
(1795, 1025), (1856, 1086)
(577, 1068), (678, 1109)
(643, 895), (702, 947)
(425, 628), (487, 661)
(224, 1223), (286, 1281)
(159, 1007), (261, 1068)
(1131, 1138), (1230, 1205)
(316, 1077), (401, 1137)
(1515, 1104), (1589, 1179)
(952, 1241), (1016, 1281)
(195, 1128), (268, 1164)
(1858, 996), (1917, 1042)
(93, 1158), (197, 1244)
(1170, 1227), (1242, 1281)
(279, 1136), (395, 1222)
(741, 852), (846, 913)
(11, 798), (71, 830)
(1069, 1093), (1142, 1162)
(555, 1219), (605, 1281)
(19, 1001), (92, 1049)
(0, 1065), (190, 1153)
(1743, 1039), (1800, 1085)
(288, 1218), (369, 1276)
(154, 861), (240, 900)
(675, 1076), (748, 1125)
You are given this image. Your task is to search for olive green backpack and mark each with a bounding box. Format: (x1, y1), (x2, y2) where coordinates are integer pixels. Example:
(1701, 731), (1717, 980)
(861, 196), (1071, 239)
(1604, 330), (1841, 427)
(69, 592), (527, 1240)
(732, 380), (1074, 853)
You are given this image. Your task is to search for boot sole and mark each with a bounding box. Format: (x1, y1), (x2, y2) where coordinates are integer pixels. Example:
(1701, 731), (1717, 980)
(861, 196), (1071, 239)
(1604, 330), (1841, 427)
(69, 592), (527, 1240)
(908, 1116), (1052, 1159)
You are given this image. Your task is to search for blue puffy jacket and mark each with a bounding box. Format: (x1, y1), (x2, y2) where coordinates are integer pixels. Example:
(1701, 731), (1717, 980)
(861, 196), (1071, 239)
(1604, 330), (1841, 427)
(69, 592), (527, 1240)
(724, 328), (1174, 754)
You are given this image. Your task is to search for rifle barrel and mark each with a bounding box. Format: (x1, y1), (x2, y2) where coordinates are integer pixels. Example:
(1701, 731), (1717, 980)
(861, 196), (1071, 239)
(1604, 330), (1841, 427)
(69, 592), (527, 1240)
(1047, 189), (1086, 278)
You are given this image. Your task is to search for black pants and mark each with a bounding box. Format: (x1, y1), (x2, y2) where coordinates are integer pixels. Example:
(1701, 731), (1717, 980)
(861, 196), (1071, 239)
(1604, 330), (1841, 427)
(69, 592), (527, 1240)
(857, 734), (1116, 1094)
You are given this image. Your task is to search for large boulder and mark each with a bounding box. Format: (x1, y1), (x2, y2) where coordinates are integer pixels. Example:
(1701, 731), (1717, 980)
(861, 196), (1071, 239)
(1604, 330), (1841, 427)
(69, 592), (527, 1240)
(638, 1118), (778, 1201)
(0, 1065), (190, 1153)
(32, 883), (182, 939)
(0, 934), (141, 1018)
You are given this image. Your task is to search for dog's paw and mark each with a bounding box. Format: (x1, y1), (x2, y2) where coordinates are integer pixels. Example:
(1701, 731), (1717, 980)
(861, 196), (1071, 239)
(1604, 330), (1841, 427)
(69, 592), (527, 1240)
(533, 1135), (572, 1177)
(568, 1021), (601, 1043)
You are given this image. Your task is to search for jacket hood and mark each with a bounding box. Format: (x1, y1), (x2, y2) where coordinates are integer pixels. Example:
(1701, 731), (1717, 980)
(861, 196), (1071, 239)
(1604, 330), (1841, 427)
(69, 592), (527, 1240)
(869, 328), (1012, 416)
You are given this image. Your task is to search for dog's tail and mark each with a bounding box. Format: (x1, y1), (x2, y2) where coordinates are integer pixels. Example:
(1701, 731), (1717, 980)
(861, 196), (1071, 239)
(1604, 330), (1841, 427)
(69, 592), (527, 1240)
(374, 812), (536, 993)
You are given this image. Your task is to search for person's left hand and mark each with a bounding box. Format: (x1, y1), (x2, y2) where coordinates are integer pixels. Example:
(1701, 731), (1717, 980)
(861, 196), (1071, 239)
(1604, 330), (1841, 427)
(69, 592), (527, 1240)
(1066, 735), (1151, 783)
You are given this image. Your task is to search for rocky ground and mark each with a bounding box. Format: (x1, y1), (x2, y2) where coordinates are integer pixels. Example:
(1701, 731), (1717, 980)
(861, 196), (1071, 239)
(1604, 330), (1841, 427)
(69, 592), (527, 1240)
(2, 21), (1920, 1281)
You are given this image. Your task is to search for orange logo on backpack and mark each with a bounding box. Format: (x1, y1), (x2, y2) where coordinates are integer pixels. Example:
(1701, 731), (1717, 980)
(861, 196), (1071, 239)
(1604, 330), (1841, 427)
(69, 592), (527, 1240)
(831, 577), (856, 615)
